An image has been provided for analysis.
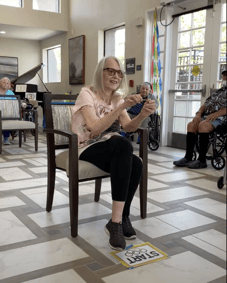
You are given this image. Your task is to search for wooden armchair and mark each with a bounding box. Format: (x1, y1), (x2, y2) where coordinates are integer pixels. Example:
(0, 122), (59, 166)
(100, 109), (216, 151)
(44, 93), (148, 237)
(0, 95), (38, 154)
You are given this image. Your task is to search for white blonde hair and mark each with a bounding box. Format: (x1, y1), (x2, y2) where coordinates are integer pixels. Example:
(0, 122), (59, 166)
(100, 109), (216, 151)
(0, 77), (11, 89)
(91, 56), (128, 97)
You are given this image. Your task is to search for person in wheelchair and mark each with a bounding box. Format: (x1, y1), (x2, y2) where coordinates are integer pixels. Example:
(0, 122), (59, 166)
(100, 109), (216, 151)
(127, 82), (159, 143)
(174, 70), (227, 169)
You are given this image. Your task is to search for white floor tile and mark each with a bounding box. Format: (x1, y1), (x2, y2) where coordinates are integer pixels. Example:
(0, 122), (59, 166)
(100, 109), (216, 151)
(24, 142), (47, 148)
(192, 229), (226, 252)
(189, 167), (224, 177)
(0, 238), (88, 280)
(148, 186), (208, 203)
(156, 210), (216, 230)
(156, 161), (176, 169)
(28, 203), (112, 227)
(182, 235), (226, 261)
(56, 172), (69, 182)
(0, 167), (32, 181)
(22, 190), (69, 208)
(0, 157), (5, 162)
(148, 163), (172, 174)
(148, 179), (168, 190)
(31, 158), (47, 165)
(29, 167), (47, 173)
(21, 187), (47, 195)
(184, 198), (226, 220)
(148, 154), (173, 162)
(0, 178), (51, 191)
(0, 211), (37, 246)
(152, 171), (205, 182)
(0, 196), (25, 209)
(5, 148), (31, 154)
(5, 155), (27, 159)
(78, 219), (143, 264)
(22, 270), (86, 283)
(186, 179), (226, 195)
(132, 217), (180, 238)
(102, 251), (226, 283)
(0, 161), (26, 168)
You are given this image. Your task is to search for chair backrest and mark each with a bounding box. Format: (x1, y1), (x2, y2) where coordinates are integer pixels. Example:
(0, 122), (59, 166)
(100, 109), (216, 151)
(0, 95), (21, 119)
(44, 94), (78, 146)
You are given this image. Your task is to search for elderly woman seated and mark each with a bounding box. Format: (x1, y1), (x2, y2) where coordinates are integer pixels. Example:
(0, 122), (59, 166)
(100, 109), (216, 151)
(0, 77), (15, 145)
(173, 69), (227, 169)
(127, 82), (159, 143)
(71, 56), (156, 250)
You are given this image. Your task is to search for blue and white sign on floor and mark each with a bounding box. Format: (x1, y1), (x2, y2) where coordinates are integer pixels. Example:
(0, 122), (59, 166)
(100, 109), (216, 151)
(110, 242), (169, 268)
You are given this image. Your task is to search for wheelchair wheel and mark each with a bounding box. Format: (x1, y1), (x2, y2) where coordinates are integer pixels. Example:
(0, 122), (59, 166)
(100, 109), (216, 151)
(217, 177), (224, 189)
(148, 139), (159, 151)
(211, 156), (225, 170)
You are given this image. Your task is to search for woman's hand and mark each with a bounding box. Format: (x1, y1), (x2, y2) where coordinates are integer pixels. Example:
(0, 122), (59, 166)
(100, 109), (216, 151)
(206, 112), (218, 122)
(140, 99), (156, 118)
(124, 94), (142, 108)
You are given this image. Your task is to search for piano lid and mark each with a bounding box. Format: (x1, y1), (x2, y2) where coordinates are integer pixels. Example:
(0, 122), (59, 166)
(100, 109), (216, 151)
(11, 63), (44, 84)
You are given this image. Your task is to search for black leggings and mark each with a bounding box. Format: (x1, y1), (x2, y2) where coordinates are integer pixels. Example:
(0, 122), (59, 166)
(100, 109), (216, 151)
(79, 135), (143, 216)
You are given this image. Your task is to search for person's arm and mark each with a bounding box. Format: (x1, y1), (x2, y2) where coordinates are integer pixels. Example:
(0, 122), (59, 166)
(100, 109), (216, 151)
(195, 104), (205, 117)
(119, 100), (156, 132)
(81, 94), (142, 136)
(206, 107), (226, 122)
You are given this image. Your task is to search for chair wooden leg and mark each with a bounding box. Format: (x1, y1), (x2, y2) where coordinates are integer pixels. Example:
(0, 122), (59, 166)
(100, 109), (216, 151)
(69, 174), (79, 238)
(35, 128), (38, 151)
(0, 133), (2, 154)
(24, 130), (26, 142)
(139, 173), (147, 219)
(46, 165), (56, 212)
(19, 130), (22, 147)
(94, 179), (102, 202)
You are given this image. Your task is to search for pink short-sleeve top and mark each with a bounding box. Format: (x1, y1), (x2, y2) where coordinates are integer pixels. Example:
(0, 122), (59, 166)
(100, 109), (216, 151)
(71, 87), (124, 153)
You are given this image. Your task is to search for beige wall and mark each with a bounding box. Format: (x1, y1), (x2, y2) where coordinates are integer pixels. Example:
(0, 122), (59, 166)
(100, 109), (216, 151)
(0, 0), (69, 31)
(0, 38), (41, 87)
(68, 0), (159, 95)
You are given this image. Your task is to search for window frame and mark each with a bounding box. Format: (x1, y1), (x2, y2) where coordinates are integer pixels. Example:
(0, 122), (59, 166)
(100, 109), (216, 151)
(32, 0), (60, 13)
(103, 25), (126, 64)
(46, 45), (61, 83)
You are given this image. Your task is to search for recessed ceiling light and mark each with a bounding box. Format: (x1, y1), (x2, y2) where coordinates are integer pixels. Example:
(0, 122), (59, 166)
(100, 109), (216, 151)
(0, 31), (6, 34)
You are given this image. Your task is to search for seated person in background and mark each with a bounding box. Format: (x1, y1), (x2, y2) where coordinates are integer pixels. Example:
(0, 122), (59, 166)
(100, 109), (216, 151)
(128, 82), (159, 143)
(71, 56), (156, 251)
(0, 77), (15, 145)
(173, 70), (227, 169)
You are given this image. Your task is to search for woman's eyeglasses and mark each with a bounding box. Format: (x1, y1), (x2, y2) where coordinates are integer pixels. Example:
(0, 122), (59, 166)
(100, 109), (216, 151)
(103, 68), (124, 78)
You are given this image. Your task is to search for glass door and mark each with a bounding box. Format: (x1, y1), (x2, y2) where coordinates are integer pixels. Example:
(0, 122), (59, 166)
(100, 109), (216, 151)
(168, 0), (226, 147)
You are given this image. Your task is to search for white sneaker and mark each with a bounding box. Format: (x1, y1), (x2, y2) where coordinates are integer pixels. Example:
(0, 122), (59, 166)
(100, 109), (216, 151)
(3, 139), (11, 145)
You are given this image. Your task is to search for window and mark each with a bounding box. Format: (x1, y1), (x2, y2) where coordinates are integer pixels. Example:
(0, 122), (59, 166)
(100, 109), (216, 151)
(0, 0), (21, 7)
(33, 0), (59, 13)
(104, 26), (125, 67)
(217, 3), (226, 88)
(173, 10), (207, 134)
(46, 46), (61, 83)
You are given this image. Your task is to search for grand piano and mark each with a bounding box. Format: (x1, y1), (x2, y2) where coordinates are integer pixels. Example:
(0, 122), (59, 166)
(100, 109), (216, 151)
(11, 63), (51, 109)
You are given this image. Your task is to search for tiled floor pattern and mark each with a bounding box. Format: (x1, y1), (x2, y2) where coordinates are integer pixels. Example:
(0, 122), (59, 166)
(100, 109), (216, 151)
(0, 132), (226, 283)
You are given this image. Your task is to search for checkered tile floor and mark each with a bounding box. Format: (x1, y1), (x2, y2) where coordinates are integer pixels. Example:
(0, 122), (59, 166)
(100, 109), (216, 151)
(0, 132), (226, 283)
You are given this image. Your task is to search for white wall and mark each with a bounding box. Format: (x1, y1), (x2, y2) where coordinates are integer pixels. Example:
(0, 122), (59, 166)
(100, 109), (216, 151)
(68, 0), (160, 95)
(0, 38), (41, 86)
(0, 0), (69, 32)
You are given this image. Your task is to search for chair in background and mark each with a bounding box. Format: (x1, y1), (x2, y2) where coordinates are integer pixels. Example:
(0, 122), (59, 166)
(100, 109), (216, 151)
(44, 93), (148, 237)
(0, 95), (38, 154)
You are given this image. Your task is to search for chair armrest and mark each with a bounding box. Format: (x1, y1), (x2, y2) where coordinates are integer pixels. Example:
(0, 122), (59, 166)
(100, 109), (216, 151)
(43, 128), (77, 139)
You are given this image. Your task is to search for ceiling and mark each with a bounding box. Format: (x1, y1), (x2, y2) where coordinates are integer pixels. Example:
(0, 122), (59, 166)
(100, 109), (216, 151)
(0, 23), (65, 41)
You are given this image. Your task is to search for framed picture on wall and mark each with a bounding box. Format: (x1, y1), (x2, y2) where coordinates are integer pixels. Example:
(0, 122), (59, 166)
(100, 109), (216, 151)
(69, 35), (85, 85)
(0, 56), (18, 81)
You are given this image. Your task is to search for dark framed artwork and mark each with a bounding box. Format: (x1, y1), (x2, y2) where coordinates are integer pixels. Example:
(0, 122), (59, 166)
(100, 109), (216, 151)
(0, 56), (18, 81)
(69, 35), (85, 85)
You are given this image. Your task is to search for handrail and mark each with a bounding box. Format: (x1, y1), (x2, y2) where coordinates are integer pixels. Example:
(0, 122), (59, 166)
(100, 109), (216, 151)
(169, 85), (206, 97)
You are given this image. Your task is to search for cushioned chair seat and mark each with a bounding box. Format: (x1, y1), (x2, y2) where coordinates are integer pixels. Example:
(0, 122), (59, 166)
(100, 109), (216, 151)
(56, 150), (110, 179)
(2, 120), (35, 130)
